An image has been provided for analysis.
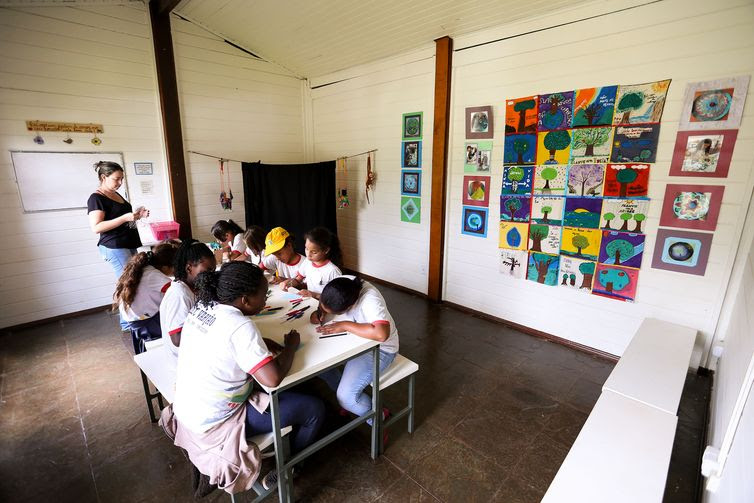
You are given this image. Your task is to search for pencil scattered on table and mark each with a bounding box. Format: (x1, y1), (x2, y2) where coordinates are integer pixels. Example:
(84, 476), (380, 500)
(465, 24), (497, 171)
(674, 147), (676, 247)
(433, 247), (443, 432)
(320, 332), (348, 338)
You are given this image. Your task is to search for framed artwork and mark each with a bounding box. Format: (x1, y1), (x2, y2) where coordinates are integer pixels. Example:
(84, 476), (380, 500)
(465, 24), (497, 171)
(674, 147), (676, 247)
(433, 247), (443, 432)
(569, 127), (613, 164)
(563, 197), (603, 229)
(613, 79), (671, 125)
(558, 256), (596, 292)
(401, 170), (421, 196)
(499, 249), (528, 279)
(572, 86), (617, 127)
(533, 165), (567, 195)
(610, 125), (661, 163)
(592, 264), (639, 302)
(402, 112), (423, 140)
(531, 196), (565, 226)
(603, 163), (650, 197)
(465, 106), (494, 139)
(560, 227), (602, 261)
(536, 130), (572, 165)
(537, 92), (574, 131)
(598, 231), (646, 268)
(501, 166), (534, 195)
(527, 252), (560, 285)
(566, 164), (605, 197)
(678, 75), (750, 130)
(505, 96), (538, 134)
(462, 175), (491, 207)
(500, 195), (531, 222)
(600, 199), (650, 233)
(499, 221), (528, 250)
(462, 206), (488, 237)
(651, 228), (713, 276)
(659, 184), (724, 231)
(669, 130), (738, 178)
(464, 141), (492, 173)
(504, 134), (537, 165)
(400, 196), (421, 223)
(402, 141), (422, 168)
(528, 223), (561, 255)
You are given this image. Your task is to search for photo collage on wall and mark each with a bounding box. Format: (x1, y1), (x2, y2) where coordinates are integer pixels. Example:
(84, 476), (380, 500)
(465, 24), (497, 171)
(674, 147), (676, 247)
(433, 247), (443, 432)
(462, 106), (494, 237)
(400, 112), (423, 223)
(652, 75), (749, 276)
(499, 80), (671, 302)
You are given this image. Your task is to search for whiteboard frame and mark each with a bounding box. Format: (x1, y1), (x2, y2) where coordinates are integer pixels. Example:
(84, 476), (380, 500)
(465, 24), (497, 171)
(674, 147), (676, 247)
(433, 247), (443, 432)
(10, 150), (130, 213)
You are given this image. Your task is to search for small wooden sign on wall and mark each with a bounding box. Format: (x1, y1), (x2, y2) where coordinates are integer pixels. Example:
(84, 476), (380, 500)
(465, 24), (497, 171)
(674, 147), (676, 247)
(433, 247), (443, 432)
(26, 120), (103, 133)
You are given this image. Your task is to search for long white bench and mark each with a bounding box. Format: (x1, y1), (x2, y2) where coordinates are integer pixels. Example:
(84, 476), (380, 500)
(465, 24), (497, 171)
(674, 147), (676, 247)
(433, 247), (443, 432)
(368, 353), (419, 453)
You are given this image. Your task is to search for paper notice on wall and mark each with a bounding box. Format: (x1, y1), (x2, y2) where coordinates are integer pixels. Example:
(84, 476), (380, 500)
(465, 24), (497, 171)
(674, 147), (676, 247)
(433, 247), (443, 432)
(140, 180), (154, 195)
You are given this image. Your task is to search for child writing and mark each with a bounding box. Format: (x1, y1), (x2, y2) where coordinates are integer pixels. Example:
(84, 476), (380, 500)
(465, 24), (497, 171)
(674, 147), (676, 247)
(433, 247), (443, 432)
(172, 261), (325, 490)
(283, 226), (342, 298)
(242, 225), (267, 265)
(114, 241), (179, 353)
(260, 227), (304, 284)
(311, 276), (399, 424)
(211, 219), (246, 261)
(160, 239), (216, 357)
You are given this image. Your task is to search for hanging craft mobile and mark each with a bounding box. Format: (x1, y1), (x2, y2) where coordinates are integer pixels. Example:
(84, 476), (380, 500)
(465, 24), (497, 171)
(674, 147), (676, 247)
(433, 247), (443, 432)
(33, 128), (44, 145)
(219, 159), (233, 210)
(338, 188), (350, 209)
(365, 151), (376, 204)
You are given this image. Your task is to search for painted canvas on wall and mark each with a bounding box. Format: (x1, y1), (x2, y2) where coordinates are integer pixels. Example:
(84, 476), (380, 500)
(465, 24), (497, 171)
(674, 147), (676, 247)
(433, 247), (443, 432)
(465, 141), (493, 173)
(499, 249), (528, 279)
(569, 127), (613, 164)
(504, 134), (537, 165)
(531, 196), (564, 225)
(402, 141), (421, 168)
(462, 175), (491, 207)
(402, 112), (423, 140)
(527, 252), (560, 286)
(400, 196), (421, 223)
(500, 195), (531, 222)
(499, 221), (529, 250)
(678, 75), (750, 130)
(462, 206), (488, 237)
(536, 130), (572, 165)
(592, 264), (639, 302)
(613, 79), (671, 125)
(572, 86), (617, 127)
(659, 184), (724, 231)
(537, 92), (574, 131)
(603, 163), (650, 197)
(560, 226), (602, 261)
(566, 164), (604, 197)
(501, 166), (534, 195)
(528, 224), (561, 254)
(466, 105), (494, 139)
(505, 96), (538, 134)
(669, 130), (737, 178)
(610, 125), (661, 163)
(598, 231), (646, 268)
(558, 256), (596, 292)
(600, 199), (649, 233)
(563, 197), (603, 229)
(401, 170), (421, 196)
(651, 228), (713, 276)
(533, 165), (567, 195)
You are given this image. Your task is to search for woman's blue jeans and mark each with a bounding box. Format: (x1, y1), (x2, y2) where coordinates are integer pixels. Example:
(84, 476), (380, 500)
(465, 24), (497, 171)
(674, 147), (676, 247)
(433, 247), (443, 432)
(98, 245), (136, 330)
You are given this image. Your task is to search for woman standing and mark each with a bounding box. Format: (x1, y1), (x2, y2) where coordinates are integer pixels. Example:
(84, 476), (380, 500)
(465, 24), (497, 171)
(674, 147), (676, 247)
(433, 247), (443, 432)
(87, 161), (148, 329)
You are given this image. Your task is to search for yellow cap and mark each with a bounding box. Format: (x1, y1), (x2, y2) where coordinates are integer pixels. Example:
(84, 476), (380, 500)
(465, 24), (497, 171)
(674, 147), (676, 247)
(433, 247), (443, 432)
(264, 227), (290, 255)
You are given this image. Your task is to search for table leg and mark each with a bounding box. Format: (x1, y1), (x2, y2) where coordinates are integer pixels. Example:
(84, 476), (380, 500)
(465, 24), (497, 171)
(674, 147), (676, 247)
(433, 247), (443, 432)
(138, 370), (157, 423)
(270, 391), (292, 503)
(371, 345), (380, 460)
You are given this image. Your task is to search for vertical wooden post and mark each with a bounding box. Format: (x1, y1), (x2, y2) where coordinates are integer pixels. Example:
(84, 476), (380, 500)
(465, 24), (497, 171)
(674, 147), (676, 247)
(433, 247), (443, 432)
(149, 0), (192, 239)
(428, 36), (453, 302)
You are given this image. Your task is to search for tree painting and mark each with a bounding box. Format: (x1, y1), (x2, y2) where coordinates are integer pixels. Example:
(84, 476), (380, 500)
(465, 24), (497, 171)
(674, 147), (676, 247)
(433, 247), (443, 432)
(633, 213), (646, 233)
(529, 224), (549, 252)
(619, 212), (633, 231)
(505, 197), (522, 221)
(541, 205), (553, 223)
(502, 255), (522, 275)
(615, 166), (638, 197)
(572, 234), (589, 258)
(542, 130), (571, 164)
(507, 167), (525, 193)
(540, 167), (558, 194)
(598, 268), (630, 294)
(605, 239), (635, 266)
(532, 254), (555, 283)
(616, 91), (644, 124)
(572, 127), (610, 157)
(568, 164), (603, 196)
(513, 137), (532, 164)
(579, 261), (595, 289)
(505, 226), (522, 248)
(514, 99), (536, 132)
(582, 102), (602, 126)
(602, 212), (615, 229)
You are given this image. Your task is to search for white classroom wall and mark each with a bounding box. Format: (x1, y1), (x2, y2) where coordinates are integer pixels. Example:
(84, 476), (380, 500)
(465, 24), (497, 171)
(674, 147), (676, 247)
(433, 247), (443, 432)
(0, 4), (172, 329)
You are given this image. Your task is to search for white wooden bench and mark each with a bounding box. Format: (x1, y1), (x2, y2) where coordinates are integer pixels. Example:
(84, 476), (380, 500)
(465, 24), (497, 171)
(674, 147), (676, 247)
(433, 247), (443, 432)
(368, 353), (419, 453)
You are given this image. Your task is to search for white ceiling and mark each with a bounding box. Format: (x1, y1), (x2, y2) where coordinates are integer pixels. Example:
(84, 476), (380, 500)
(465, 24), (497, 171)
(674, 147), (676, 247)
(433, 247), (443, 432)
(175, 0), (594, 79)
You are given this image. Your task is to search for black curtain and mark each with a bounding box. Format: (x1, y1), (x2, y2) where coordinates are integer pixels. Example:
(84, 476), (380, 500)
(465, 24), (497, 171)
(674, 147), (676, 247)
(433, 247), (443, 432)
(242, 161), (337, 253)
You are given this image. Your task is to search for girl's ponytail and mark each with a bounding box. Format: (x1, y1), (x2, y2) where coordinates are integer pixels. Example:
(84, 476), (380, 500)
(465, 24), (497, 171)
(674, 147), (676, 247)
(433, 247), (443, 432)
(195, 270), (220, 307)
(113, 252), (150, 310)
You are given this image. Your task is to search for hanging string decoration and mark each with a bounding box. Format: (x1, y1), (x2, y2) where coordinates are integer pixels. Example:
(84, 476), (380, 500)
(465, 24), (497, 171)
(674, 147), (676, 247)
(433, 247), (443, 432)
(219, 159), (233, 210)
(365, 151), (376, 204)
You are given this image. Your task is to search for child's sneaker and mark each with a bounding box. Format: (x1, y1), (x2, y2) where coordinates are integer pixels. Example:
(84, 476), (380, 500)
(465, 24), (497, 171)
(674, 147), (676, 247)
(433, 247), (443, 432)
(261, 469), (278, 490)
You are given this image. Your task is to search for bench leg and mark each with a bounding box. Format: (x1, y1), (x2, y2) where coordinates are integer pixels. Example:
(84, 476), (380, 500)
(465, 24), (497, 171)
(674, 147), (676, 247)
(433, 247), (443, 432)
(371, 345), (381, 459)
(408, 374), (415, 435)
(139, 370), (158, 423)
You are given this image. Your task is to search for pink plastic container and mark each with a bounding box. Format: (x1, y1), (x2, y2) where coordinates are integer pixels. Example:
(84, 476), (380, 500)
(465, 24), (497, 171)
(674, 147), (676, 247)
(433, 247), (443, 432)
(149, 221), (180, 241)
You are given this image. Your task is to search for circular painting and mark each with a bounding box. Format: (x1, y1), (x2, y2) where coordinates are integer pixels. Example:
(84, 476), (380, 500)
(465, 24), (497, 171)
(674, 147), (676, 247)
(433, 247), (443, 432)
(692, 90), (733, 122)
(667, 241), (694, 262)
(673, 191), (710, 221)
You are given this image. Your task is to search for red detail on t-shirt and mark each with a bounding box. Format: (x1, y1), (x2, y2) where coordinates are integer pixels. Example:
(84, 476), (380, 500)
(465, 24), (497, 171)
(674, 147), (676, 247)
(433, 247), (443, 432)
(247, 355), (274, 375)
(161, 282), (171, 294)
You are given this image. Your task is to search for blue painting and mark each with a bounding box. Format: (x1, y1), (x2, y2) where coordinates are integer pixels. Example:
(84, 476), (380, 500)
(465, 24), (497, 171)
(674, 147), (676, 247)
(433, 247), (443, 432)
(598, 231), (645, 268)
(610, 124), (661, 163)
(461, 206), (488, 238)
(538, 91), (574, 131)
(572, 86), (617, 127)
(500, 195), (531, 222)
(563, 197), (603, 229)
(527, 252), (560, 286)
(501, 166), (534, 195)
(504, 134), (537, 165)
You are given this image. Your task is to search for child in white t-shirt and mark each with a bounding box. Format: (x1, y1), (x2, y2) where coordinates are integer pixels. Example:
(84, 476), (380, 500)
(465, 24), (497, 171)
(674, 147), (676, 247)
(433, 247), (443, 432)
(259, 227), (304, 284)
(211, 219), (246, 261)
(114, 241), (179, 353)
(160, 239), (216, 357)
(283, 226), (342, 298)
(173, 261), (325, 489)
(242, 225), (267, 265)
(312, 276), (399, 425)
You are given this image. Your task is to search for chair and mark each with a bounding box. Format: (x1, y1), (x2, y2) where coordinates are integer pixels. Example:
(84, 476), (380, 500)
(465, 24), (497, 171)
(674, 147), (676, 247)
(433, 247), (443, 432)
(370, 353), (419, 453)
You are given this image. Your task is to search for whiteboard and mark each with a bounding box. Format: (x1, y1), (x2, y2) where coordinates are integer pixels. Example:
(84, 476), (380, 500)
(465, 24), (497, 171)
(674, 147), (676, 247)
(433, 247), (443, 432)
(11, 151), (129, 213)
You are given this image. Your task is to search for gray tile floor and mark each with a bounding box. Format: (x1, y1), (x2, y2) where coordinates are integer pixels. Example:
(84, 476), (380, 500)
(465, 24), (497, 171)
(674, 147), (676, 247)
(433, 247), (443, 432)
(0, 284), (702, 502)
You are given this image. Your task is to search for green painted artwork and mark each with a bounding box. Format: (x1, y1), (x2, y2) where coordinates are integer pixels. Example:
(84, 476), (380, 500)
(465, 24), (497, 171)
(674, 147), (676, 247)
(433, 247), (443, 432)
(401, 196), (421, 223)
(402, 112), (423, 140)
